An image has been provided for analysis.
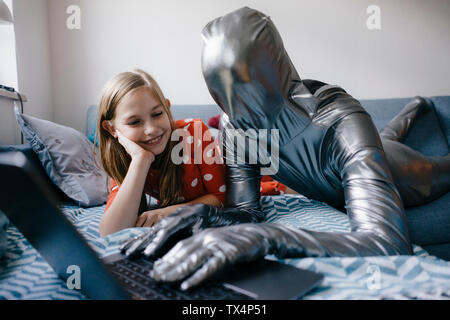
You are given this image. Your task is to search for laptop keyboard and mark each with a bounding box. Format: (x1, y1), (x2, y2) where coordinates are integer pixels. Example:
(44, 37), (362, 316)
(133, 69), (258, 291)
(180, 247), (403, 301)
(108, 257), (252, 300)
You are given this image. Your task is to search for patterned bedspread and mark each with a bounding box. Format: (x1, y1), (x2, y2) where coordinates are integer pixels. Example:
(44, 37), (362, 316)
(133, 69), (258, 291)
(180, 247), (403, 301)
(1, 194), (449, 300)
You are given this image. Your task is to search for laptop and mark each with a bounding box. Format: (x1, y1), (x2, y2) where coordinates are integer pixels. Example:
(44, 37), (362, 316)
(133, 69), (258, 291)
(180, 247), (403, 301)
(0, 150), (324, 300)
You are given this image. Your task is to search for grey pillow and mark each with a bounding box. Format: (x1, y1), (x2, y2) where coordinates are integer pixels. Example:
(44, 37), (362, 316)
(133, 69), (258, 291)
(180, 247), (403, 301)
(15, 109), (109, 207)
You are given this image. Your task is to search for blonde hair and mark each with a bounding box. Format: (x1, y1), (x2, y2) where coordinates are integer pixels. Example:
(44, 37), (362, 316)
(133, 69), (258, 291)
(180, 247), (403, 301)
(96, 69), (183, 212)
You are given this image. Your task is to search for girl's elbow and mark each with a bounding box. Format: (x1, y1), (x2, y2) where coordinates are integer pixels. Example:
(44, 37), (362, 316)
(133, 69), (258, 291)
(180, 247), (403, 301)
(98, 219), (116, 238)
(99, 225), (111, 238)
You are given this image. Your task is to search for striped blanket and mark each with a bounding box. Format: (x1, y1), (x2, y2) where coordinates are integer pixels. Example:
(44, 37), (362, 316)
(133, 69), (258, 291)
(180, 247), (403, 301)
(0, 194), (449, 299)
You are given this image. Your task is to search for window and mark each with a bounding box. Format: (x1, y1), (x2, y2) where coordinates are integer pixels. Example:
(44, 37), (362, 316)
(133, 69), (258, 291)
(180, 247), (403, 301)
(0, 0), (18, 89)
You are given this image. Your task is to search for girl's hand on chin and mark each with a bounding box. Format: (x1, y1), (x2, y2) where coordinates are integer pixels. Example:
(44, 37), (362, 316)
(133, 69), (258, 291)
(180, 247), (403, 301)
(116, 130), (155, 163)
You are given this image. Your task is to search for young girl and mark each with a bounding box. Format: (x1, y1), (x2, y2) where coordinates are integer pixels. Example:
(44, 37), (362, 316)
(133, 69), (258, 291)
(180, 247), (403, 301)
(97, 69), (290, 237)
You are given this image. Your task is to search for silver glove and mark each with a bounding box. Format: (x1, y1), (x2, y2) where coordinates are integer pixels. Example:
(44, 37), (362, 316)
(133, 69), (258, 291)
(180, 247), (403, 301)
(120, 203), (264, 258)
(150, 222), (397, 290)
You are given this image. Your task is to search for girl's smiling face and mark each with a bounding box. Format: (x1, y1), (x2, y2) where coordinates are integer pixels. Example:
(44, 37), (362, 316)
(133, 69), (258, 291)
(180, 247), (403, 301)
(110, 86), (172, 156)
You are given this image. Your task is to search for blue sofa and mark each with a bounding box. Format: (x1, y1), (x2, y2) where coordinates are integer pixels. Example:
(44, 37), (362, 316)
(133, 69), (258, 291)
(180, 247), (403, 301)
(360, 96), (450, 260)
(87, 97), (450, 260)
(1, 96), (449, 261)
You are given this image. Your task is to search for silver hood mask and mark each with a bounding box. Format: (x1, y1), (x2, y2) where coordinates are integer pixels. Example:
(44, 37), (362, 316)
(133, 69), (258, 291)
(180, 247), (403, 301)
(201, 7), (318, 132)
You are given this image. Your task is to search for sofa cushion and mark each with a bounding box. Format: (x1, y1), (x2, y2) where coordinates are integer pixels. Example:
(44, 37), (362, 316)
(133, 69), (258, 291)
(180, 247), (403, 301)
(430, 96), (450, 146)
(422, 242), (450, 261)
(406, 191), (450, 246)
(360, 96), (449, 156)
(170, 104), (223, 125)
(360, 96), (450, 248)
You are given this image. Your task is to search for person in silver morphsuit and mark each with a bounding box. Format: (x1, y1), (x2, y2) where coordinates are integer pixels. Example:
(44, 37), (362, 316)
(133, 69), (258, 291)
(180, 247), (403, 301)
(122, 7), (450, 290)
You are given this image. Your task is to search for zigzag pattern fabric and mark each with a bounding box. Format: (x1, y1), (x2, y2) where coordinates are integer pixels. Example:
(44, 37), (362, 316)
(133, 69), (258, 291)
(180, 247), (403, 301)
(0, 195), (449, 299)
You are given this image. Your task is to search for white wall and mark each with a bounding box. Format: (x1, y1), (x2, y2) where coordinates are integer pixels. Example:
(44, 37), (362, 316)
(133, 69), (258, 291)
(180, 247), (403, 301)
(41, 0), (450, 133)
(0, 0), (18, 145)
(0, 0), (53, 145)
(13, 0), (53, 121)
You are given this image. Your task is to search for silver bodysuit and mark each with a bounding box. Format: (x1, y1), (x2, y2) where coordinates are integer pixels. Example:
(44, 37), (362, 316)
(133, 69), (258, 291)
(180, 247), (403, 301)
(123, 7), (450, 290)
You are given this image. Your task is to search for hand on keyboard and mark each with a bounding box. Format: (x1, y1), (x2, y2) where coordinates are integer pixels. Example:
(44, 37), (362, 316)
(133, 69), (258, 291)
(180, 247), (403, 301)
(120, 203), (262, 258)
(149, 223), (281, 290)
(120, 204), (214, 258)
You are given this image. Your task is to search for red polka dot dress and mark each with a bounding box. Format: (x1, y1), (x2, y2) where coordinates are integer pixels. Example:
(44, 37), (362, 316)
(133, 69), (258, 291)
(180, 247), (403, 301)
(105, 119), (286, 212)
